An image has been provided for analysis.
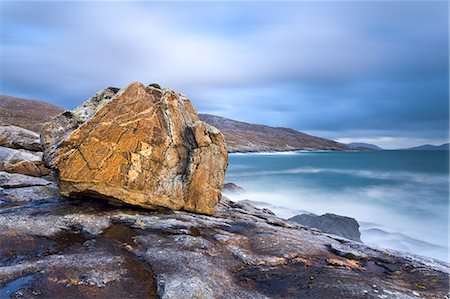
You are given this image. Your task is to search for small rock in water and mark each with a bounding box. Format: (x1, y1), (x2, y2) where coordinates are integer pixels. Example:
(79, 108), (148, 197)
(222, 182), (245, 194)
(289, 212), (362, 242)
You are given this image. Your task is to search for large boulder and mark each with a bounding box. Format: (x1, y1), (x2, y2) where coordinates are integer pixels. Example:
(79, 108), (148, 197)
(41, 82), (228, 215)
(289, 213), (362, 242)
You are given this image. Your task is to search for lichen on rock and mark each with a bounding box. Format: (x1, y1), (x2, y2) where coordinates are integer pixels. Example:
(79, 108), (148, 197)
(41, 82), (228, 215)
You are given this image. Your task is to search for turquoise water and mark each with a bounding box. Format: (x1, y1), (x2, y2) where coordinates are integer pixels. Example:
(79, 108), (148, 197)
(225, 151), (449, 262)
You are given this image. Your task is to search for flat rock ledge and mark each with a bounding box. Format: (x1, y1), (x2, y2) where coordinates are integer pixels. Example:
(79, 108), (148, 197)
(0, 175), (448, 299)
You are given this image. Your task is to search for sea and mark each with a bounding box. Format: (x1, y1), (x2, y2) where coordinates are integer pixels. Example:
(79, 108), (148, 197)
(225, 150), (449, 263)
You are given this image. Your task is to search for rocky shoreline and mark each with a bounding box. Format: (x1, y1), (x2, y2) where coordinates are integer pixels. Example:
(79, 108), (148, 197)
(0, 83), (449, 298)
(1, 173), (449, 298)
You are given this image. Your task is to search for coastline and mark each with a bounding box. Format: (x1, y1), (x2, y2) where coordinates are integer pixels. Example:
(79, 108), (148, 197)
(228, 149), (371, 154)
(227, 195), (449, 264)
(225, 151), (449, 263)
(228, 148), (450, 154)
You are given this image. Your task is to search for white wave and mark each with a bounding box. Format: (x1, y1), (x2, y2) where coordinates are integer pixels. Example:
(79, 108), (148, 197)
(225, 187), (449, 262)
(361, 227), (448, 263)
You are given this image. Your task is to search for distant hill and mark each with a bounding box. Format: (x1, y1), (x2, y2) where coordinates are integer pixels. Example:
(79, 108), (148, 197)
(406, 143), (449, 151)
(198, 114), (349, 152)
(0, 95), (65, 132)
(0, 94), (349, 153)
(347, 142), (382, 150)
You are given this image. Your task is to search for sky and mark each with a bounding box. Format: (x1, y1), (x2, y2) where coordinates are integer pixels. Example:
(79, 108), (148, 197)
(0, 1), (448, 149)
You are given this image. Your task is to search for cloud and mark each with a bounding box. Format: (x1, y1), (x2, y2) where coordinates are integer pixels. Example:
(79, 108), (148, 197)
(0, 1), (448, 147)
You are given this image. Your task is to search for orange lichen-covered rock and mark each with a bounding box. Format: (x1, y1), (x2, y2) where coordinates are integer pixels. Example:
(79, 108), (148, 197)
(41, 82), (228, 215)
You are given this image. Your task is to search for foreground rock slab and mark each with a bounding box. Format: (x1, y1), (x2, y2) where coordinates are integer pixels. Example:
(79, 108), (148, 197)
(0, 175), (448, 298)
(41, 82), (228, 215)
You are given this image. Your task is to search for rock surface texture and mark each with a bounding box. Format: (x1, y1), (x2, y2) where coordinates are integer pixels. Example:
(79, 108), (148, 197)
(41, 82), (228, 215)
(0, 126), (42, 152)
(0, 147), (48, 177)
(290, 213), (362, 242)
(0, 174), (448, 298)
(0, 125), (50, 177)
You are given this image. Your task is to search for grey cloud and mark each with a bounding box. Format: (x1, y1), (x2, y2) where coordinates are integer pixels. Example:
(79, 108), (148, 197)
(0, 1), (448, 147)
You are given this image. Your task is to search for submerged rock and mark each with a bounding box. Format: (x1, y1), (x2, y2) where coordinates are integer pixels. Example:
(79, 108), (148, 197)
(41, 82), (228, 215)
(289, 213), (362, 242)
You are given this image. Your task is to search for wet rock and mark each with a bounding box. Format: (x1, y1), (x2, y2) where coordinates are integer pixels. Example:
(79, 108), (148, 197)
(0, 250), (156, 299)
(0, 252), (124, 284)
(0, 184), (448, 298)
(0, 125), (42, 152)
(0, 211), (111, 237)
(289, 213), (362, 242)
(156, 275), (216, 299)
(0, 146), (49, 177)
(41, 82), (228, 215)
